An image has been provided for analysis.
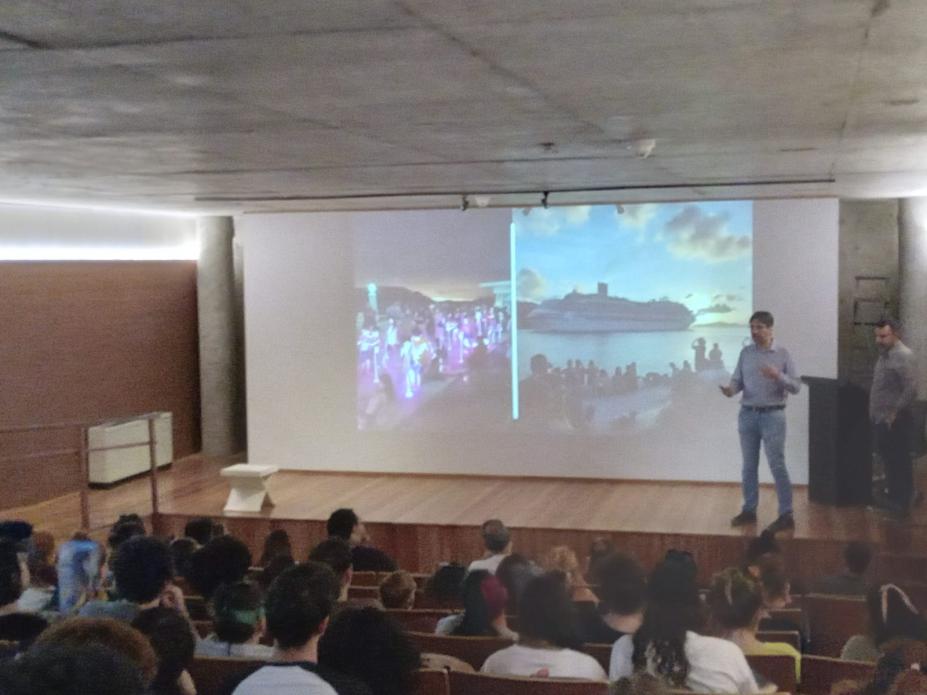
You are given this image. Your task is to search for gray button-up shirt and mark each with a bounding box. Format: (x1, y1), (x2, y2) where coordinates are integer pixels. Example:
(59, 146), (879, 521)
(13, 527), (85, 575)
(728, 341), (801, 407)
(869, 341), (917, 424)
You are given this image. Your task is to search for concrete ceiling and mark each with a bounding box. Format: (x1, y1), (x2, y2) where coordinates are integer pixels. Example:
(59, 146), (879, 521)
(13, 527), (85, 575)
(1, 0), (926, 213)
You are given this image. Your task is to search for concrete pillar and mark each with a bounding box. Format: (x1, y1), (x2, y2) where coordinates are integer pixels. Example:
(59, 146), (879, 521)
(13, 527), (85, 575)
(899, 198), (927, 399)
(197, 217), (245, 455)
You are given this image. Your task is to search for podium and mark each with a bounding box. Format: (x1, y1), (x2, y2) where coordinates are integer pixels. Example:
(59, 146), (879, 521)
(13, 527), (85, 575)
(803, 377), (871, 506)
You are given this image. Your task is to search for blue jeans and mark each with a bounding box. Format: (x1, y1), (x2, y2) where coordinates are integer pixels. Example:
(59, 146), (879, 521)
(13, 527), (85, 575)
(738, 407), (792, 516)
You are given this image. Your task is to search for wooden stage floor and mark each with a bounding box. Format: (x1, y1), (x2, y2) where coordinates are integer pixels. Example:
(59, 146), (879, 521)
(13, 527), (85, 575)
(7, 454), (927, 579)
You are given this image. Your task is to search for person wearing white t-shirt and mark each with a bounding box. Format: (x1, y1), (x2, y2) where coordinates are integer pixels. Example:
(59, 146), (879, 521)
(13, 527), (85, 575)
(467, 519), (511, 575)
(482, 572), (607, 681)
(608, 555), (759, 694)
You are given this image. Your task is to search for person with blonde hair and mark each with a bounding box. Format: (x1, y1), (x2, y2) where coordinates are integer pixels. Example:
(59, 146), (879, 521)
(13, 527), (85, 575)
(378, 570), (416, 610)
(707, 567), (800, 682)
(540, 545), (597, 602)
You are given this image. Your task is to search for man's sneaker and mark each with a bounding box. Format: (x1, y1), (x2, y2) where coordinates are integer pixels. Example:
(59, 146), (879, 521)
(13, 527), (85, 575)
(765, 513), (795, 534)
(731, 510), (757, 527)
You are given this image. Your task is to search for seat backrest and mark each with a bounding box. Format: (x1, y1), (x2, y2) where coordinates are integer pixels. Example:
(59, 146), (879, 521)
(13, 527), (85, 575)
(184, 595), (211, 621)
(745, 653), (797, 695)
(351, 570), (381, 587)
(188, 656), (264, 695)
(385, 608), (454, 633)
(193, 620), (213, 638)
(801, 594), (867, 657)
(407, 631), (514, 671)
(800, 655), (875, 695)
(757, 630), (801, 651)
(347, 584), (380, 599)
(411, 668), (450, 695)
(448, 670), (609, 695)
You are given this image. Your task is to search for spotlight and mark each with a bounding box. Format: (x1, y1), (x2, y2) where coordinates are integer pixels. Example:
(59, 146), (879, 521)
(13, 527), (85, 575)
(474, 194), (491, 208)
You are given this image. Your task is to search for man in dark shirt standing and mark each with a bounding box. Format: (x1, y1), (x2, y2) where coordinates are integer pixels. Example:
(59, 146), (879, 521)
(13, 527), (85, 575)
(870, 318), (919, 519)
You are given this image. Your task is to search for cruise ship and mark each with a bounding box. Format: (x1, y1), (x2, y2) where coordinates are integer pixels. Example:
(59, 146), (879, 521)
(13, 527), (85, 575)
(524, 283), (695, 333)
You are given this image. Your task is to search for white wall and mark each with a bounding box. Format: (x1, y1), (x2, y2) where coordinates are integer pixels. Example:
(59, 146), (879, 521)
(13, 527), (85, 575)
(240, 198), (839, 484)
(0, 205), (198, 259)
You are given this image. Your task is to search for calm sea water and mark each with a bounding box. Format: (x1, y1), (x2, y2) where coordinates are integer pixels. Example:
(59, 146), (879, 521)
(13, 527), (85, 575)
(517, 325), (749, 379)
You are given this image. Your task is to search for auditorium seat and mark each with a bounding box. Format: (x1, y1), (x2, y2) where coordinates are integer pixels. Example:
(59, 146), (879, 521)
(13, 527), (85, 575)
(800, 594), (867, 656)
(384, 608), (454, 633)
(757, 630), (802, 651)
(579, 643), (610, 672)
(407, 631), (514, 671)
(347, 584), (381, 600)
(800, 655), (874, 695)
(447, 670), (609, 695)
(351, 570), (382, 586)
(184, 595), (211, 621)
(411, 668), (450, 695)
(188, 656), (263, 695)
(745, 653), (797, 694)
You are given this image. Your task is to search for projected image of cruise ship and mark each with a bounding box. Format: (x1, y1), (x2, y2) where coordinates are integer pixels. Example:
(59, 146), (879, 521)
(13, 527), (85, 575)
(524, 282), (695, 333)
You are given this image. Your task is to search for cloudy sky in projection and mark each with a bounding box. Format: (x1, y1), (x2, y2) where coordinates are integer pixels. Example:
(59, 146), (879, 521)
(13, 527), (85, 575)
(514, 201), (753, 325)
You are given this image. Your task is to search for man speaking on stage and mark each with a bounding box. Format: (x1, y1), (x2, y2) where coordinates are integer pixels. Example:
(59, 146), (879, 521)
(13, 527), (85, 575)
(720, 311), (801, 534)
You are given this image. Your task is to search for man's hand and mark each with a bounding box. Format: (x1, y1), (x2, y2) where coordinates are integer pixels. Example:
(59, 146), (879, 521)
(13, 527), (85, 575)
(760, 364), (781, 380)
(160, 583), (188, 616)
(719, 384), (735, 398)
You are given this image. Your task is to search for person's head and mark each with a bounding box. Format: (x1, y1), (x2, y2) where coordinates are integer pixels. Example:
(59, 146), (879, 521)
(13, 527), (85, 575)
(0, 539), (25, 608)
(318, 607), (421, 695)
(632, 556), (705, 687)
(265, 562), (340, 650)
(182, 518), (215, 547)
(495, 553), (538, 613)
(108, 519), (146, 552)
(168, 538), (197, 580)
(56, 537), (103, 614)
(26, 531), (56, 587)
(187, 535), (252, 600)
(540, 545), (582, 588)
(749, 310), (775, 348)
(745, 530), (781, 571)
(707, 567), (764, 632)
(480, 519), (511, 554)
(131, 607), (196, 694)
(210, 581), (265, 644)
(529, 353), (549, 376)
(308, 538), (353, 589)
(425, 563), (466, 604)
(596, 552), (647, 617)
(517, 572), (581, 649)
(453, 570), (508, 637)
(327, 508), (363, 545)
(35, 617), (158, 686)
(379, 570), (417, 609)
(111, 536), (173, 605)
(866, 584), (927, 647)
(753, 553), (791, 609)
(260, 529), (293, 567)
(845, 541), (873, 577)
(875, 319), (903, 353)
(0, 642), (148, 695)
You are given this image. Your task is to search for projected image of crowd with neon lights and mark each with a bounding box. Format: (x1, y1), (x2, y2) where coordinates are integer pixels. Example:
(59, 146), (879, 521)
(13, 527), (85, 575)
(514, 201), (752, 434)
(354, 212), (512, 430)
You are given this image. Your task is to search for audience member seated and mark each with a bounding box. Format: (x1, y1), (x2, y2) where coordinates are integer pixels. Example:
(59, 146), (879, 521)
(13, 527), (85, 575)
(0, 539), (48, 652)
(18, 531), (56, 613)
(707, 567), (801, 682)
(310, 538), (382, 609)
(260, 529), (294, 568)
(319, 606), (421, 695)
(436, 570), (517, 640)
(229, 562), (372, 695)
(611, 672), (670, 695)
(751, 552), (809, 649)
(743, 531), (780, 575)
(169, 538), (198, 584)
(196, 580), (274, 659)
(584, 536), (616, 585)
(495, 553), (539, 614)
(80, 536), (178, 622)
(468, 519), (512, 574)
(57, 534), (104, 614)
(132, 606), (197, 695)
(187, 535), (253, 601)
(327, 509), (397, 573)
(33, 616), (158, 687)
(423, 563), (466, 607)
(579, 551), (646, 644)
(540, 545), (598, 602)
(258, 554), (296, 591)
(183, 518), (217, 547)
(610, 553), (759, 693)
(0, 642), (149, 695)
(482, 572), (607, 680)
(841, 585), (927, 662)
(378, 570), (416, 610)
(862, 639), (927, 695)
(813, 541), (873, 597)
